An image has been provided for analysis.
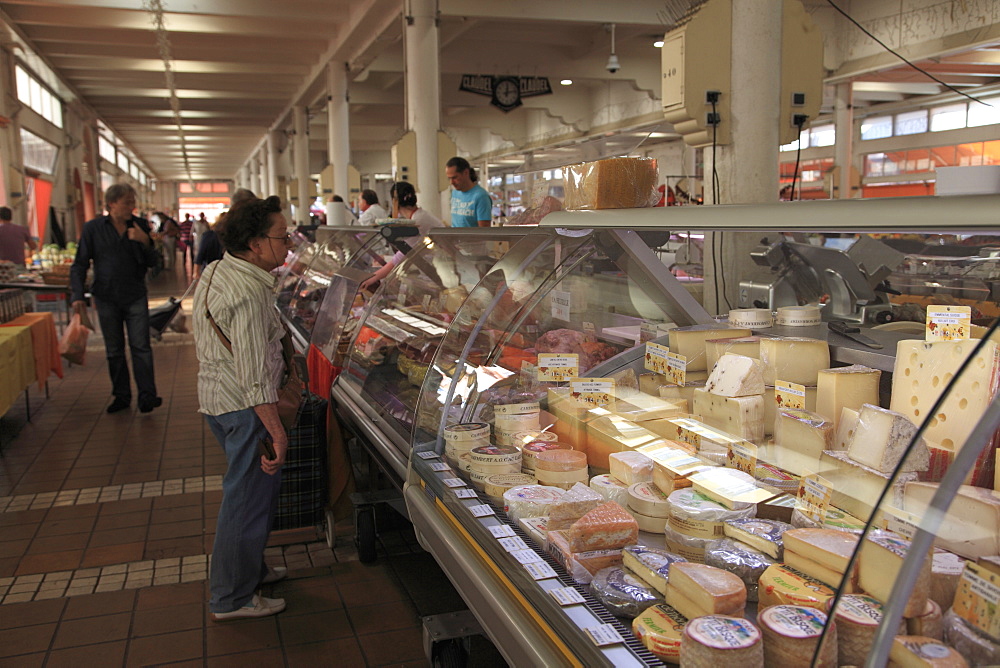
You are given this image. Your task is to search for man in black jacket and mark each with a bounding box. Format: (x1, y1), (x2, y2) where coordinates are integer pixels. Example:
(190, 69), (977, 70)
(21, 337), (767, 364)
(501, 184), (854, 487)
(70, 183), (163, 413)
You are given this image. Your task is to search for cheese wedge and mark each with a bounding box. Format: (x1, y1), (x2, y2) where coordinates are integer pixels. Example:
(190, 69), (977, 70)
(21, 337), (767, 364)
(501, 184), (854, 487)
(757, 564), (835, 612)
(931, 549), (967, 611)
(783, 528), (858, 573)
(774, 408), (833, 464)
(666, 562), (746, 618)
(668, 327), (753, 372)
(705, 354), (765, 397)
(763, 384), (818, 435)
(783, 549), (856, 591)
(816, 364), (881, 428)
(632, 604), (687, 663)
(623, 545), (688, 595)
(609, 450), (654, 485)
(722, 518), (792, 559)
(565, 502), (639, 552)
(692, 389), (765, 442)
(658, 381), (705, 407)
(889, 635), (967, 667)
(680, 616), (763, 666)
(847, 404), (929, 473)
(835, 407), (860, 451)
(820, 449), (918, 521)
(858, 530), (931, 618)
(759, 337), (830, 386)
(902, 482), (1000, 559)
(758, 605), (837, 668)
(585, 415), (658, 469)
(705, 336), (763, 371)
(907, 599), (944, 640)
(614, 393), (689, 423)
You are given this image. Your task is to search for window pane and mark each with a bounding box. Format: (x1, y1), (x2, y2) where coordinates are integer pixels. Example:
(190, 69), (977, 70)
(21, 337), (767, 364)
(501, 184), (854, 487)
(212, 182), (228, 193)
(931, 145), (957, 168)
(957, 142), (984, 166)
(51, 100), (62, 129)
(968, 97), (1000, 127)
(895, 110), (928, 135)
(861, 115), (892, 140)
(930, 103), (967, 131)
(810, 124), (835, 147)
(29, 78), (42, 115)
(117, 152), (129, 171)
(904, 149), (931, 173)
(40, 91), (52, 123)
(179, 182), (193, 193)
(15, 66), (29, 105)
(864, 153), (886, 177)
(20, 127), (59, 173)
(984, 140), (1000, 166)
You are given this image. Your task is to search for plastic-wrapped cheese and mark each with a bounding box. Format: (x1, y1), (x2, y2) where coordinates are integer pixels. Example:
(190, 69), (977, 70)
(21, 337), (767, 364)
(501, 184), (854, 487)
(703, 538), (775, 603)
(666, 562), (747, 620)
(534, 450), (589, 490)
(943, 609), (1000, 666)
(547, 530), (622, 584)
(566, 502), (638, 552)
(546, 482), (602, 530)
(590, 474), (629, 507)
(757, 564), (835, 612)
(758, 605), (837, 668)
(680, 616), (763, 667)
(521, 440), (571, 473)
(667, 488), (756, 541)
(830, 594), (890, 666)
(722, 518), (792, 559)
(633, 603), (687, 663)
(790, 506), (865, 534)
(759, 337), (830, 386)
(591, 566), (663, 619)
(665, 524), (714, 563)
(622, 545), (687, 595)
(609, 450), (654, 485)
(502, 485), (564, 523)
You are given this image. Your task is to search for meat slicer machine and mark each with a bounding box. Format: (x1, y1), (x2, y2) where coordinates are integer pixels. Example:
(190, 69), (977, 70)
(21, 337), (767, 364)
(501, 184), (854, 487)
(738, 235), (905, 325)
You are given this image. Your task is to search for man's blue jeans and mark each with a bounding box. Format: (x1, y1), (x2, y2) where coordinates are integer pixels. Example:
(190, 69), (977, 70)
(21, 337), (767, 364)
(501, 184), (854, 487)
(206, 408), (282, 613)
(94, 296), (157, 405)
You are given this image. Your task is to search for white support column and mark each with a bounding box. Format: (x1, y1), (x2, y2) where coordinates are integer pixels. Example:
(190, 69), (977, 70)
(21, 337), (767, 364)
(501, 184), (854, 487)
(703, 0), (783, 313)
(327, 61), (350, 225)
(249, 155), (261, 194)
(240, 164), (251, 190)
(404, 0), (442, 216)
(256, 151), (267, 197)
(835, 82), (854, 199)
(266, 131), (279, 196)
(293, 105), (310, 224)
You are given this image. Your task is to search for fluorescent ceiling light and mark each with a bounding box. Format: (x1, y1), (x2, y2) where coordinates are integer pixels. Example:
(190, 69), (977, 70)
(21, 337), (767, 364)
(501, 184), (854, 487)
(560, 79), (573, 85)
(653, 40), (664, 48)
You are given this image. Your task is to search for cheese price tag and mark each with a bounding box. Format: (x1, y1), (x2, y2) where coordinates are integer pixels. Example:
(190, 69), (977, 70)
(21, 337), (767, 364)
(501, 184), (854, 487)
(498, 536), (529, 552)
(727, 439), (758, 475)
(549, 586), (586, 606)
(429, 462), (450, 472)
(520, 361), (539, 390)
(488, 524), (516, 539)
(469, 504), (495, 518)
(927, 305), (972, 342)
(882, 507), (920, 539)
(775, 380), (806, 410)
(454, 488), (477, 499)
(568, 378), (616, 409)
(644, 341), (671, 375)
(442, 478), (466, 488)
(639, 442), (705, 477)
(529, 179), (549, 208)
(421, 294), (431, 310)
(537, 354), (579, 382)
(582, 322), (596, 339)
(639, 322), (659, 344)
(511, 549), (544, 565)
(797, 474), (833, 523)
(952, 562), (1000, 641)
(690, 469), (774, 506)
(550, 289), (571, 321)
(415, 451), (439, 460)
(665, 352), (687, 386)
(523, 561), (558, 580)
(584, 624), (626, 647)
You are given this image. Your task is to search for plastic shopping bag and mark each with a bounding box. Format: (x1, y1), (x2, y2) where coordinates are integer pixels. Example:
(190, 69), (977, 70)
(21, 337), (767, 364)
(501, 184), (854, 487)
(59, 312), (92, 365)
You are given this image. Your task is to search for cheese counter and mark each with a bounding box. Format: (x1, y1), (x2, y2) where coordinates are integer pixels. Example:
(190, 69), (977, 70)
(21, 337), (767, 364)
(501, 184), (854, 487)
(356, 196), (1000, 666)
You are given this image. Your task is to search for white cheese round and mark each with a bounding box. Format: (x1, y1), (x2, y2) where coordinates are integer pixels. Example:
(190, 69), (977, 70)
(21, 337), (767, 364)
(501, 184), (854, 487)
(728, 308), (773, 329)
(589, 474), (629, 507)
(628, 481), (671, 518)
(775, 305), (822, 326)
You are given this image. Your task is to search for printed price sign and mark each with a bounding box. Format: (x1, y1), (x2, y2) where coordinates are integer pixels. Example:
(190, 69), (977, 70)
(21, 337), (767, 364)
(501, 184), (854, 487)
(691, 469), (774, 507)
(637, 441), (705, 477)
(882, 507), (920, 539)
(568, 378), (616, 408)
(442, 478), (466, 488)
(511, 549), (544, 565)
(797, 474), (833, 523)
(498, 536), (529, 552)
(416, 451), (439, 460)
(665, 352), (687, 386)
(550, 289), (571, 320)
(775, 380), (806, 411)
(550, 587), (586, 606)
(644, 342), (671, 374)
(454, 488), (477, 499)
(488, 524), (516, 538)
(727, 439), (758, 475)
(584, 624), (626, 647)
(537, 354), (579, 382)
(953, 562), (1000, 640)
(927, 305), (972, 342)
(469, 504), (495, 518)
(429, 462), (450, 472)
(524, 561), (558, 580)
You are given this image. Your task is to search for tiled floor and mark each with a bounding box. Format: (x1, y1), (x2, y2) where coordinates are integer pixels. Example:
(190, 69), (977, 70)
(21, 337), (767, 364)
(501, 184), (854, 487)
(0, 264), (481, 666)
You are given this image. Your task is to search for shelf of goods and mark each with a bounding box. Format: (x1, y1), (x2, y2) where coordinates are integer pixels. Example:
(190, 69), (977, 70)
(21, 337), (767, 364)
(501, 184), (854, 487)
(391, 195), (1000, 666)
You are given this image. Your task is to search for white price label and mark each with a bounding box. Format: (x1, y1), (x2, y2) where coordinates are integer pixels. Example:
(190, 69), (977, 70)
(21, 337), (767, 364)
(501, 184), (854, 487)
(585, 624), (626, 647)
(429, 462), (450, 472)
(454, 488), (477, 499)
(442, 478), (466, 488)
(550, 289), (571, 320)
(511, 549), (543, 565)
(470, 504), (495, 518)
(549, 586), (586, 606)
(416, 451), (439, 459)
(498, 536), (529, 552)
(488, 524), (516, 538)
(523, 561), (558, 580)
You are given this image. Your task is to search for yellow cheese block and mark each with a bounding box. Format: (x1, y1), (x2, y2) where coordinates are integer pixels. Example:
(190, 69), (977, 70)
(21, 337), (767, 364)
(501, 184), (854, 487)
(816, 364), (881, 429)
(783, 549), (857, 591)
(819, 449), (918, 521)
(668, 328), (753, 372)
(585, 415), (658, 470)
(889, 635), (967, 667)
(632, 604), (687, 664)
(757, 564), (835, 612)
(782, 528), (858, 573)
(759, 337), (830, 386)
(858, 530), (931, 618)
(705, 336), (763, 372)
(667, 562), (747, 618)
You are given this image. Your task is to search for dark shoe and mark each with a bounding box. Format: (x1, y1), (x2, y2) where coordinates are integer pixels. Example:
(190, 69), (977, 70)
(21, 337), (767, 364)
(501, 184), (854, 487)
(139, 397), (163, 413)
(107, 398), (130, 414)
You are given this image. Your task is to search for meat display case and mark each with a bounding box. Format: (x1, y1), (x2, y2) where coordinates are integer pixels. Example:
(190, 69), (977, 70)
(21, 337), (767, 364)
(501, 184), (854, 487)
(388, 194), (1000, 666)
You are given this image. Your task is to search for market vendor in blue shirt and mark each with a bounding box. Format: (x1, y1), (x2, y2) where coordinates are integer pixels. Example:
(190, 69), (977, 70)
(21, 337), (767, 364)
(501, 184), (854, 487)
(446, 156), (492, 227)
(70, 183), (162, 414)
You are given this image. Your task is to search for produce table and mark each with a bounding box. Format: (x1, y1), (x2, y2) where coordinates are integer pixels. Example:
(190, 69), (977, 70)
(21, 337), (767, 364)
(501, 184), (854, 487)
(0, 326), (35, 417)
(0, 312), (63, 390)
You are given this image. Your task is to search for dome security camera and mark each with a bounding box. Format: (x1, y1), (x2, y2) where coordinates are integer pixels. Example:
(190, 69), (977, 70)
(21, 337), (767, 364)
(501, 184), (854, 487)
(606, 53), (620, 74)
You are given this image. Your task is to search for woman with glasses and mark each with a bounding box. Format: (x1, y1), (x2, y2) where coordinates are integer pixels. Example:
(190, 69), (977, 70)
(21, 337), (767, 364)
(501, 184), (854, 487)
(192, 195), (295, 621)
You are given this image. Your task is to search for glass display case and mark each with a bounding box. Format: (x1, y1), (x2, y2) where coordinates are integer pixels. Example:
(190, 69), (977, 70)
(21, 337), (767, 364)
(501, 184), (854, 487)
(395, 195), (1000, 666)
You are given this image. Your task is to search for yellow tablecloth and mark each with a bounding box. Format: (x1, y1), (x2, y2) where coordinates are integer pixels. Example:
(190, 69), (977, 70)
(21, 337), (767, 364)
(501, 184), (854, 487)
(0, 326), (35, 416)
(0, 312), (63, 389)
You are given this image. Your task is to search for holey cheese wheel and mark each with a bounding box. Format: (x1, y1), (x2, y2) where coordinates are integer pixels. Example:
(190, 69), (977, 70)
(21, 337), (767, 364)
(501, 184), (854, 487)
(758, 605), (837, 668)
(679, 616), (763, 668)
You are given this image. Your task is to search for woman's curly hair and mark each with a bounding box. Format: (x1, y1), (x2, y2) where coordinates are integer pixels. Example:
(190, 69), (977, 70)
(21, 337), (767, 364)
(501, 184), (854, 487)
(218, 195), (282, 253)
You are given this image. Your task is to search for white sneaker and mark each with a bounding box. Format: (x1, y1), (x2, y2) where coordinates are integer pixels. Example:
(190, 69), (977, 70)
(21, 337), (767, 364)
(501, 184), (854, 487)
(262, 565), (287, 584)
(211, 594), (286, 621)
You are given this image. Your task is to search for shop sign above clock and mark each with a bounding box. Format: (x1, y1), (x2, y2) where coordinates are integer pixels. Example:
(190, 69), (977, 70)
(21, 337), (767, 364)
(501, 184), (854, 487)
(459, 75), (552, 112)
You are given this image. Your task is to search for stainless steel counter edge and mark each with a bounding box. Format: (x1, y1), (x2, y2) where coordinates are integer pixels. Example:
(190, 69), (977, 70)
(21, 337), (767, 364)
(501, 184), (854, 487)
(330, 383), (409, 482)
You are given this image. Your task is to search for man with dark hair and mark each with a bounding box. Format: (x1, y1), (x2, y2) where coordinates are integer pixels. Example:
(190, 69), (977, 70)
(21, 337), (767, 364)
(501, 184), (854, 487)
(70, 183), (162, 413)
(445, 156), (491, 227)
(192, 194), (294, 621)
(0, 205), (36, 266)
(357, 189), (386, 226)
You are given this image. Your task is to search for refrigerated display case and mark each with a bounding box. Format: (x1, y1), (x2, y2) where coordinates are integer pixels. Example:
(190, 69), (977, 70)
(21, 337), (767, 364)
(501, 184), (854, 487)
(391, 194), (1000, 666)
